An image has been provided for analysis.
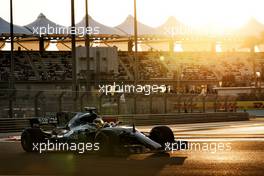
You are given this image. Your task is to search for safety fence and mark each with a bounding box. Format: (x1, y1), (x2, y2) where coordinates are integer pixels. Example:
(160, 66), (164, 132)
(0, 89), (239, 118)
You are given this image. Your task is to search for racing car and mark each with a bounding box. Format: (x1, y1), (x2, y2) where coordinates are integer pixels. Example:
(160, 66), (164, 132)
(21, 107), (183, 155)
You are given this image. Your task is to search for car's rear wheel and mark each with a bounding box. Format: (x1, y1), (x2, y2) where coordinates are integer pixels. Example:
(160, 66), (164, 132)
(149, 126), (174, 149)
(21, 128), (45, 152)
(21, 130), (33, 152)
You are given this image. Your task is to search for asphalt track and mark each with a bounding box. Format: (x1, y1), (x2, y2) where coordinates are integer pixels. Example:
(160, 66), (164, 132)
(0, 119), (264, 176)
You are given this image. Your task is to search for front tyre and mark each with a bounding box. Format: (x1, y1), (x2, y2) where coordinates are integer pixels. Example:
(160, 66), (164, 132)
(149, 126), (175, 149)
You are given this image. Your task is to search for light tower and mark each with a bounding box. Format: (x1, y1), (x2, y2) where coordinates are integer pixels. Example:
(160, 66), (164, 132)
(9, 0), (15, 118)
(71, 0), (78, 111)
(133, 0), (138, 81)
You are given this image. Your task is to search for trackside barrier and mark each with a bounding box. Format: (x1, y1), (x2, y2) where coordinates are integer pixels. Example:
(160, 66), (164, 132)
(0, 118), (55, 133)
(0, 112), (249, 133)
(0, 118), (31, 133)
(103, 112), (250, 126)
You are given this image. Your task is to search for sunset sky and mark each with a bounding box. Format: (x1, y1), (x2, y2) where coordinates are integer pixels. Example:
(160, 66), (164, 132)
(0, 0), (264, 30)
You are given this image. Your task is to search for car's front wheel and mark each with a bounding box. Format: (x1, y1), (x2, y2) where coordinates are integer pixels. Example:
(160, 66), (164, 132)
(149, 126), (175, 149)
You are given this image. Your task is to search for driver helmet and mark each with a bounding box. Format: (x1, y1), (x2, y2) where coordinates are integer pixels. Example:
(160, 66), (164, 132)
(93, 118), (104, 128)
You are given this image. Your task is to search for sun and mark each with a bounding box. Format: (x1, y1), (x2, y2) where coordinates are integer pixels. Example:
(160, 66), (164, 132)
(139, 0), (253, 33)
(175, 0), (250, 30)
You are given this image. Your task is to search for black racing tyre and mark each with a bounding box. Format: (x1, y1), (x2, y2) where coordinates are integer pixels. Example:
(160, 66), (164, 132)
(21, 128), (45, 152)
(21, 130), (33, 152)
(149, 126), (175, 149)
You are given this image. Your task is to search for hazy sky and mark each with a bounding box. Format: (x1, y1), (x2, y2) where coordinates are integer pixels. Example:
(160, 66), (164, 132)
(0, 0), (264, 29)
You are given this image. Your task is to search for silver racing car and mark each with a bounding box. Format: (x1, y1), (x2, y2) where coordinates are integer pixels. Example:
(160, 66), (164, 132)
(21, 107), (184, 155)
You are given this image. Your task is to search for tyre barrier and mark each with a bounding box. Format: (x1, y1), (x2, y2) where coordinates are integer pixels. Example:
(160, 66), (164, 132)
(0, 112), (249, 133)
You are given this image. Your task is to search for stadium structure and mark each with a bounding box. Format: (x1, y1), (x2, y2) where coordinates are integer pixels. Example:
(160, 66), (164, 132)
(1, 13), (264, 118)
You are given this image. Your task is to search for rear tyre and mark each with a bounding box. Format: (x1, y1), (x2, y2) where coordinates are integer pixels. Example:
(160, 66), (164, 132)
(21, 128), (45, 152)
(149, 126), (174, 149)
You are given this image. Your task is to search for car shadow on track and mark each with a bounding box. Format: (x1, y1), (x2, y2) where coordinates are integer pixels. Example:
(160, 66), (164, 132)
(1, 151), (188, 176)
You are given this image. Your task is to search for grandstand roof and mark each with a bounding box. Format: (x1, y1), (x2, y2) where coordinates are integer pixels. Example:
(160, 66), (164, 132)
(156, 16), (193, 36)
(76, 15), (124, 36)
(236, 18), (264, 37)
(0, 17), (31, 35)
(25, 13), (67, 35)
(116, 15), (158, 36)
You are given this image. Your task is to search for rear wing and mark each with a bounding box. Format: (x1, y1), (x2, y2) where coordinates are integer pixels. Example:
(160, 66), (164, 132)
(29, 112), (75, 128)
(29, 116), (57, 128)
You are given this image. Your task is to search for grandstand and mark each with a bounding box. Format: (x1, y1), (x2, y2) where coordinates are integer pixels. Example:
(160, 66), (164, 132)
(1, 12), (264, 118)
(0, 49), (263, 118)
(0, 50), (262, 87)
